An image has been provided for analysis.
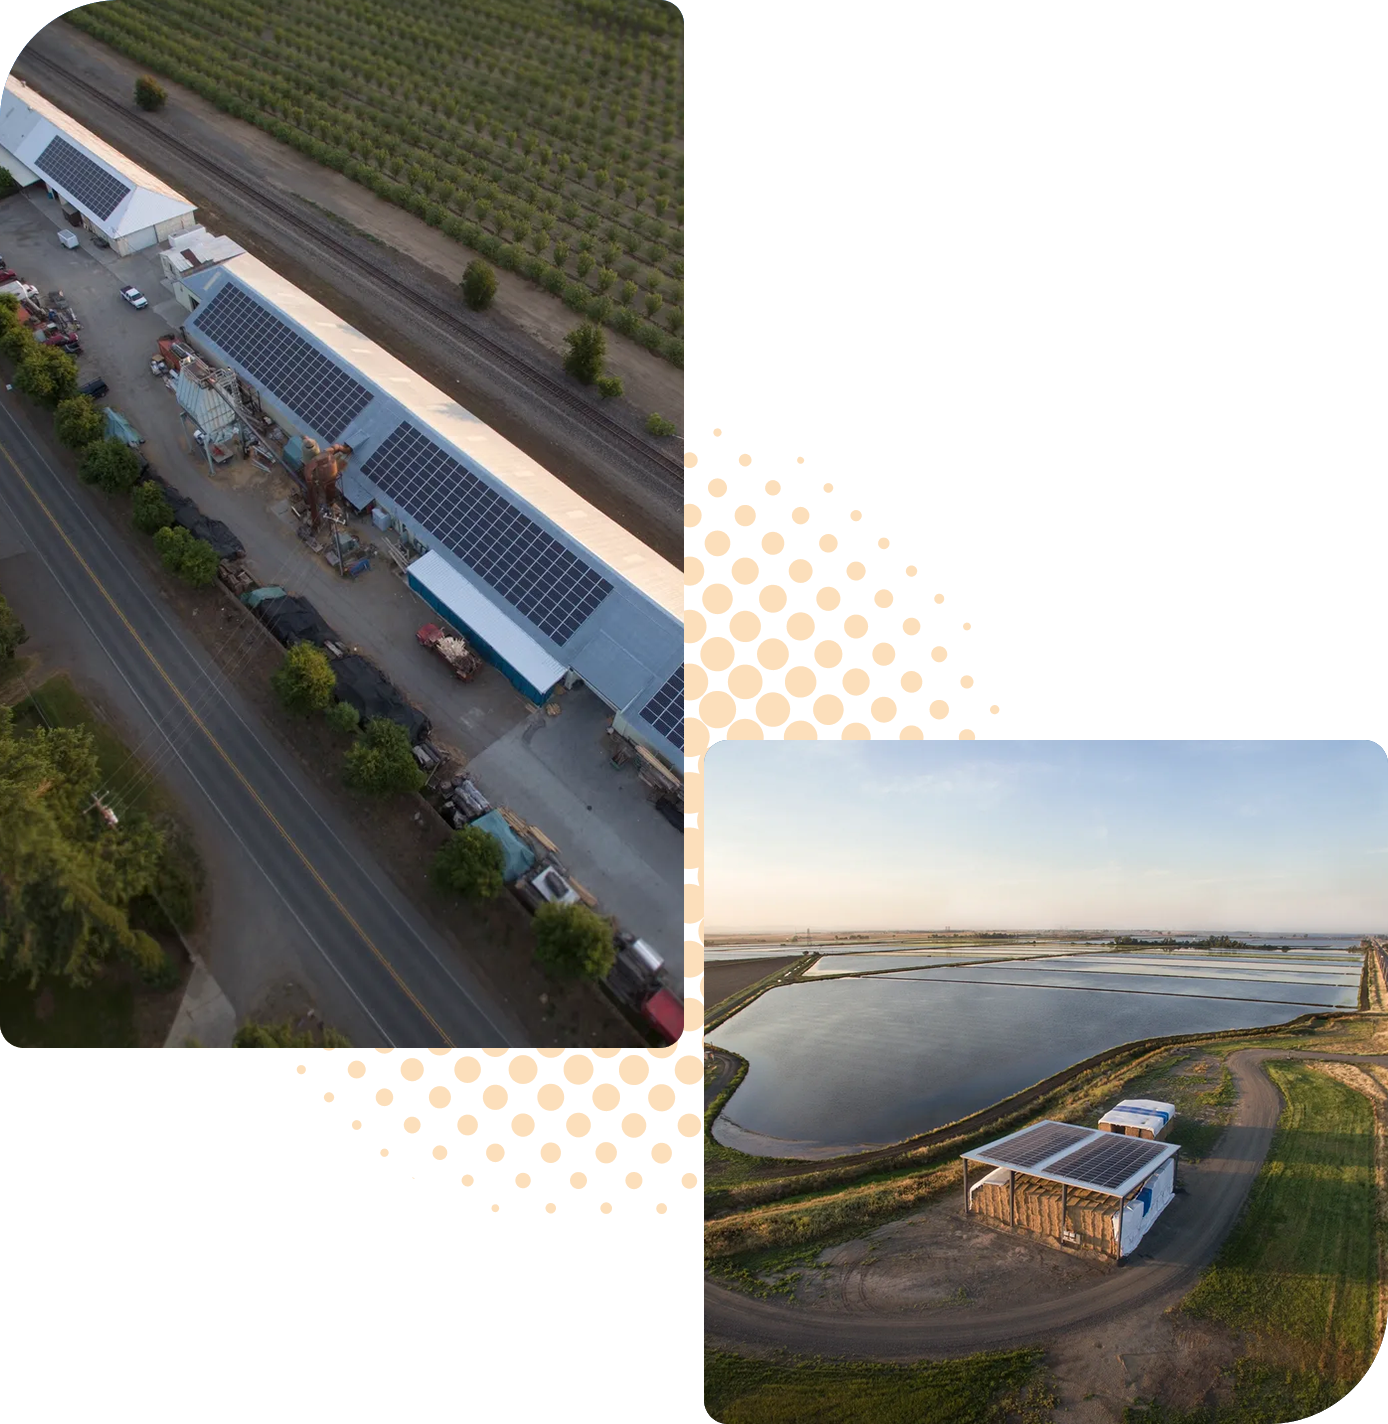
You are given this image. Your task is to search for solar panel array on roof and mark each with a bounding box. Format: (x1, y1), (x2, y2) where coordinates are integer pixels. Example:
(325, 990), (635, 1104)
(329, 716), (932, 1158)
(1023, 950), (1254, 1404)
(194, 282), (371, 440)
(988, 1121), (1091, 1169)
(362, 421), (614, 646)
(639, 667), (683, 751)
(1047, 1134), (1166, 1191)
(34, 134), (131, 220)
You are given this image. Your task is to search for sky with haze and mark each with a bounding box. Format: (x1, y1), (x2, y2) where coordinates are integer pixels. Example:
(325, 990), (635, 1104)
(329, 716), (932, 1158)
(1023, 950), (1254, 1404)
(703, 742), (1388, 933)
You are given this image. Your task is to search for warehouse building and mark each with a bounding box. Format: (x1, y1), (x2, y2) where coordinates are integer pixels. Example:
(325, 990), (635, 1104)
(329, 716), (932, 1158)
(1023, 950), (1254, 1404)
(177, 253), (683, 766)
(0, 77), (197, 254)
(962, 1117), (1180, 1259)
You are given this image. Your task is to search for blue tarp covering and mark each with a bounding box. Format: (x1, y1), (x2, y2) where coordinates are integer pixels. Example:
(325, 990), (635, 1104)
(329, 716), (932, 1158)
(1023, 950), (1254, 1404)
(469, 809), (534, 885)
(104, 407), (143, 447)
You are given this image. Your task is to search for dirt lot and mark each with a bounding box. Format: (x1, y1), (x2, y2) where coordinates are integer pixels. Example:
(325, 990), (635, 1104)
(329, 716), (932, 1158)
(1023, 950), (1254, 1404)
(706, 956), (801, 1010)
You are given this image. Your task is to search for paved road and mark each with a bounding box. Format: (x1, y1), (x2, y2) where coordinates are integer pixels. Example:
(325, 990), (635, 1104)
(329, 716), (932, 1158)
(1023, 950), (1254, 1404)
(705, 1046), (1388, 1357)
(0, 395), (526, 1048)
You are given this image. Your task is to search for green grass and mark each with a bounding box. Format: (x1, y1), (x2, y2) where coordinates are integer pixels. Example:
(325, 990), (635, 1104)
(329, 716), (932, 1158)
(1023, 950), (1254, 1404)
(705, 1347), (1052, 1424)
(1125, 1358), (1352, 1424)
(1182, 1061), (1379, 1375)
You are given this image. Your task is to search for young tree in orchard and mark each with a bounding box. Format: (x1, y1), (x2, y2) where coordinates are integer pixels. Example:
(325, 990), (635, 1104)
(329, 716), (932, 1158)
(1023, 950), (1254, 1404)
(563, 322), (606, 384)
(134, 76), (167, 111)
(532, 901), (616, 981)
(343, 718), (425, 796)
(54, 394), (105, 450)
(460, 258), (497, 310)
(271, 642), (336, 716)
(431, 825), (506, 901)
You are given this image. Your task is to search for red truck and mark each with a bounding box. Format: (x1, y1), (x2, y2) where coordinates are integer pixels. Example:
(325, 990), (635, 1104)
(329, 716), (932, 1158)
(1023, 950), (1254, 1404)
(417, 623), (482, 681)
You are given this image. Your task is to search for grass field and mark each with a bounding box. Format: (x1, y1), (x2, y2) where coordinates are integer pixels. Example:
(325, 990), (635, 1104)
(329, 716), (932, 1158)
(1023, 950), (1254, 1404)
(1182, 1061), (1380, 1375)
(705, 1347), (1052, 1424)
(689, 23), (1388, 367)
(66, 0), (684, 366)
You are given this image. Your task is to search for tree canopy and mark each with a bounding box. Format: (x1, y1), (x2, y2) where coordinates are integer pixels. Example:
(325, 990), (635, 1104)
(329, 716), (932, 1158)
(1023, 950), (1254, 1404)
(134, 75), (167, 111)
(272, 643), (336, 716)
(0, 706), (167, 988)
(532, 901), (615, 981)
(14, 346), (79, 408)
(0, 594), (27, 662)
(54, 394), (105, 451)
(563, 322), (607, 384)
(431, 825), (506, 901)
(343, 717), (425, 796)
(79, 438), (142, 495)
(153, 525), (219, 585)
(460, 258), (498, 310)
(131, 480), (174, 534)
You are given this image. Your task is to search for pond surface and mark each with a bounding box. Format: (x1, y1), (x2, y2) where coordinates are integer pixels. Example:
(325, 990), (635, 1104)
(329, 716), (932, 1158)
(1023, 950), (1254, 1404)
(710, 953), (1364, 1157)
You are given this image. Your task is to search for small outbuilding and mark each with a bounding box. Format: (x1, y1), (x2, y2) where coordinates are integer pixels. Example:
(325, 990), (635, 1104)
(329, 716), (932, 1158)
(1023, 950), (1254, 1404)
(962, 1118), (1180, 1259)
(1098, 1098), (1176, 1140)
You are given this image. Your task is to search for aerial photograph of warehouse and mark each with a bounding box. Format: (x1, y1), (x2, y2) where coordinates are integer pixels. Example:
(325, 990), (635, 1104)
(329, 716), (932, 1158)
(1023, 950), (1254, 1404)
(702, 740), (1388, 1424)
(0, 2), (685, 1050)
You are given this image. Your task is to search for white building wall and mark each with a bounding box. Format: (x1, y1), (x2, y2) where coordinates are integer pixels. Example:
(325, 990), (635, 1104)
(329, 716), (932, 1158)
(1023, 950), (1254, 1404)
(1118, 1158), (1176, 1256)
(154, 212), (197, 242)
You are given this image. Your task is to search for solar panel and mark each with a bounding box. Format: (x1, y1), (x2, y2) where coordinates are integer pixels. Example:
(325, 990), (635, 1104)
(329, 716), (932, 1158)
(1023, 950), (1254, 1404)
(1047, 1134), (1166, 1191)
(986, 1122), (1091, 1170)
(34, 135), (132, 221)
(638, 667), (683, 750)
(362, 422), (613, 646)
(193, 282), (371, 441)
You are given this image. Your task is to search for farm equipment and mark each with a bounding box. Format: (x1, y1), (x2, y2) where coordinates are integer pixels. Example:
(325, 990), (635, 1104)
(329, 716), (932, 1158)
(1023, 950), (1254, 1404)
(45, 290), (78, 330)
(417, 622), (482, 681)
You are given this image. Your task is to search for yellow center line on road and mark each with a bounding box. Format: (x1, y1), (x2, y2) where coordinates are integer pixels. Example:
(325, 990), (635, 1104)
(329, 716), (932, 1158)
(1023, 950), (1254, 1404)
(0, 435), (452, 1046)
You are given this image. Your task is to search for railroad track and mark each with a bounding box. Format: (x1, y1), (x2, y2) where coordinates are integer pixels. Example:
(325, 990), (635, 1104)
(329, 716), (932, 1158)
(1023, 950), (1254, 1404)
(18, 51), (685, 499)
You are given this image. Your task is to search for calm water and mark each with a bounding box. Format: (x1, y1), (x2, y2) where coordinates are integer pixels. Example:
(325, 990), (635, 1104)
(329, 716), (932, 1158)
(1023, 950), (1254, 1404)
(711, 957), (1363, 1155)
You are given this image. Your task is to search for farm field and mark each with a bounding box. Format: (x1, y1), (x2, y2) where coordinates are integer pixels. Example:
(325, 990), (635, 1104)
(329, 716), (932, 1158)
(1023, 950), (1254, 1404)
(65, 0), (684, 366)
(683, 23), (1388, 367)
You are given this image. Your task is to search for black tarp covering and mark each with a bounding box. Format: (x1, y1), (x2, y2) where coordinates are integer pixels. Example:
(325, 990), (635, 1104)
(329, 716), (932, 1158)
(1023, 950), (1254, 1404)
(255, 595), (339, 649)
(145, 476), (244, 559)
(333, 654), (431, 744)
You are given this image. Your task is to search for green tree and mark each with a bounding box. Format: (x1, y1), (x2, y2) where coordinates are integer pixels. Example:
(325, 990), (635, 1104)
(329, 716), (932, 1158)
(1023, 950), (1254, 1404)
(0, 707), (166, 987)
(53, 394), (104, 451)
(134, 76), (167, 112)
(130, 480), (174, 534)
(14, 346), (78, 408)
(533, 901), (616, 981)
(79, 438), (142, 494)
(0, 166), (18, 199)
(646, 412), (677, 438)
(596, 375), (623, 399)
(460, 258), (498, 310)
(233, 1019), (351, 1047)
(0, 323), (33, 363)
(431, 825), (506, 901)
(325, 700), (361, 734)
(343, 717), (425, 796)
(563, 323), (606, 384)
(152, 524), (219, 585)
(0, 594), (27, 661)
(271, 642), (336, 716)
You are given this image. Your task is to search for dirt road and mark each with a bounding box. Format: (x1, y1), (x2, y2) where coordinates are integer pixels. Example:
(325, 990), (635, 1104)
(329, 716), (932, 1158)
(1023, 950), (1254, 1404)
(704, 1047), (1388, 1358)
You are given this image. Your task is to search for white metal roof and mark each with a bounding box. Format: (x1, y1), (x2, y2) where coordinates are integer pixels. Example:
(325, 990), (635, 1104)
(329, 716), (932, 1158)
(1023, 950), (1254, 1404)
(0, 141), (38, 187)
(162, 226), (245, 273)
(408, 550), (567, 696)
(197, 252), (680, 621)
(0, 77), (195, 238)
(963, 1119), (1180, 1199)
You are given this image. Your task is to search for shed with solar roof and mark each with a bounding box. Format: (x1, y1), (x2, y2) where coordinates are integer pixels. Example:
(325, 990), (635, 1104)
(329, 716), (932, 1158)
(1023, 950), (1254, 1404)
(0, 78), (197, 254)
(177, 252), (683, 766)
(961, 1117), (1180, 1258)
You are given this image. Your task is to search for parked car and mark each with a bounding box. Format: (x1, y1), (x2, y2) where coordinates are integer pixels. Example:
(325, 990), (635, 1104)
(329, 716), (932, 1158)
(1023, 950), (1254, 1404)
(0, 268), (17, 285)
(120, 286), (148, 309)
(78, 376), (108, 399)
(56, 230), (79, 250)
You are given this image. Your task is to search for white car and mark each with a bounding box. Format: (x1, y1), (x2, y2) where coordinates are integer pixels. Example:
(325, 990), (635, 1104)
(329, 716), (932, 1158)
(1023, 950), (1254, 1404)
(120, 286), (148, 309)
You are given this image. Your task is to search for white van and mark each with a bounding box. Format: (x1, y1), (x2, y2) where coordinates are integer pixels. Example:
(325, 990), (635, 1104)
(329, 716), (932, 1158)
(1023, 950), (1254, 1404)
(56, 229), (80, 250)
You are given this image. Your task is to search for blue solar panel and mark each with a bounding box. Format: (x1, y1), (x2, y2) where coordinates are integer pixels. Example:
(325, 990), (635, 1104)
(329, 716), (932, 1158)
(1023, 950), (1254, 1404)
(361, 421), (613, 646)
(193, 282), (371, 440)
(34, 135), (130, 221)
(638, 667), (683, 750)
